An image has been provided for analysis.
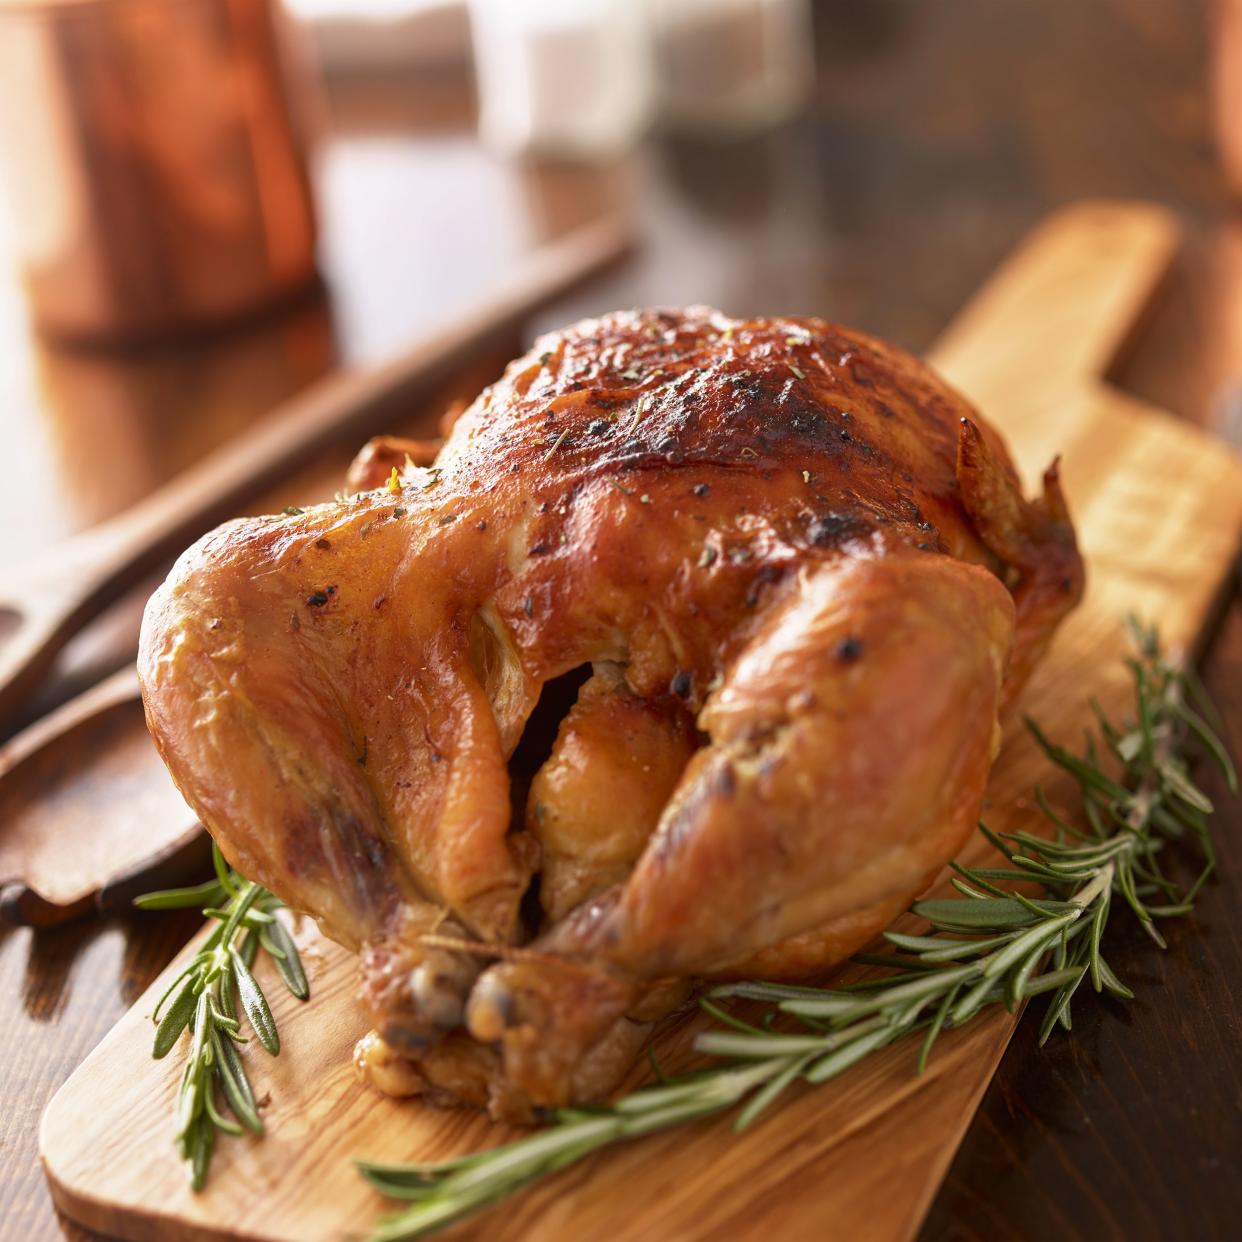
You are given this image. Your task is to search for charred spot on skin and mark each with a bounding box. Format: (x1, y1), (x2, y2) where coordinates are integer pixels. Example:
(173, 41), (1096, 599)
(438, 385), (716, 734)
(836, 637), (864, 663)
(807, 511), (863, 547)
(670, 670), (692, 699)
(476, 520), (488, 532)
(529, 541), (551, 556)
(745, 564), (784, 608)
(373, 595), (387, 611)
(785, 408), (828, 440)
(524, 595), (534, 618)
(698, 544), (718, 568)
(307, 591), (330, 607)
(692, 482), (710, 497)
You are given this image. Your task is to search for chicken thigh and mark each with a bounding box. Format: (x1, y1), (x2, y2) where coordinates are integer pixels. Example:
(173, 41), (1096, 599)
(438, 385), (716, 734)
(139, 307), (1083, 1119)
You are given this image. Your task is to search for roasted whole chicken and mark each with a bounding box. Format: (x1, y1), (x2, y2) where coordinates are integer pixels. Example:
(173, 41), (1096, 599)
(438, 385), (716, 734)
(139, 308), (1083, 1120)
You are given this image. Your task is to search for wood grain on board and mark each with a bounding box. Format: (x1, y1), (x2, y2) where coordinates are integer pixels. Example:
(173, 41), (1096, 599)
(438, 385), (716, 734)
(39, 202), (1242, 1242)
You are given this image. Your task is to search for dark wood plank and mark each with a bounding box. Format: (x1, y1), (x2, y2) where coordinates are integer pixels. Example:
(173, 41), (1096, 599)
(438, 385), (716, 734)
(0, 907), (201, 1241)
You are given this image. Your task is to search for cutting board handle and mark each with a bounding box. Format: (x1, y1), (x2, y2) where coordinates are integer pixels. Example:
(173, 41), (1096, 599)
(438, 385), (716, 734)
(929, 200), (1180, 388)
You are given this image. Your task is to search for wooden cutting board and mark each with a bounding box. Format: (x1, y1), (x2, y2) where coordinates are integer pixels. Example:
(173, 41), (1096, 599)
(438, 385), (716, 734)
(39, 201), (1242, 1242)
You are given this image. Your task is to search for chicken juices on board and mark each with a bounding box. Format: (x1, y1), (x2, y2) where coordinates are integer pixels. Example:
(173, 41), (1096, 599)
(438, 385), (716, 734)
(139, 307), (1083, 1120)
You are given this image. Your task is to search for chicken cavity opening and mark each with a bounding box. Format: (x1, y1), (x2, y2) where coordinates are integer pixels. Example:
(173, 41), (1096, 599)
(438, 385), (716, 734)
(505, 664), (594, 935)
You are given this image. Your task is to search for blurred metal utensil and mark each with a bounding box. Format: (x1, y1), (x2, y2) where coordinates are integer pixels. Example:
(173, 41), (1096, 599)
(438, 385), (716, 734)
(0, 0), (319, 343)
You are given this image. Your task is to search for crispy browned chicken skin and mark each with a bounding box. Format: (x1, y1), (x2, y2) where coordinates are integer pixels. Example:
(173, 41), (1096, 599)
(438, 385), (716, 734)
(139, 307), (1083, 1119)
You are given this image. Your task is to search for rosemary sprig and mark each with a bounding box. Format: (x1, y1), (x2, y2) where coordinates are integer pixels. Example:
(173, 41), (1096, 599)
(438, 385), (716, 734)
(358, 618), (1236, 1240)
(135, 844), (309, 1189)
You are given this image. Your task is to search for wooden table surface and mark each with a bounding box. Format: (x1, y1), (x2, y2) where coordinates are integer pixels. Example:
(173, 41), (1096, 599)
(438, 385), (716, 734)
(3, 2), (1241, 1239)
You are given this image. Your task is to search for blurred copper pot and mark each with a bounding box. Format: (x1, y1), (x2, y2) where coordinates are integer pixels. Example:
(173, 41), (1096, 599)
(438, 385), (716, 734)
(0, 0), (319, 344)
(1216, 0), (1242, 199)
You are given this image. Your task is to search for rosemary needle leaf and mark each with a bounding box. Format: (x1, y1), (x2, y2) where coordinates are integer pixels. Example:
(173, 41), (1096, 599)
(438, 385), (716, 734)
(698, 998), (768, 1034)
(694, 1031), (832, 1059)
(734, 1055), (810, 1131)
(882, 931), (950, 952)
(708, 980), (832, 1002)
(912, 897), (1049, 929)
(917, 986), (958, 1073)
(230, 945), (279, 1055)
(257, 927), (286, 960)
(1096, 956), (1135, 1000)
(151, 964), (196, 1026)
(1088, 897), (1108, 991)
(804, 1026), (896, 1084)
(949, 974), (997, 1025)
(1173, 701), (1238, 793)
(205, 1089), (246, 1137)
(916, 932), (1017, 962)
(189, 1114), (215, 1192)
(214, 1032), (264, 1135)
(1038, 969), (1086, 1045)
(212, 842), (239, 899)
(265, 918), (310, 1000)
(357, 1155), (483, 1191)
(238, 926), (261, 969)
(1160, 761), (1215, 814)
(134, 879), (229, 912)
(153, 976), (199, 1059)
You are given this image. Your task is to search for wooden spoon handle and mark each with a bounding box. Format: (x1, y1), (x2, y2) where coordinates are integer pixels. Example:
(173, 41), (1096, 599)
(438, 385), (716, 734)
(0, 216), (631, 724)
